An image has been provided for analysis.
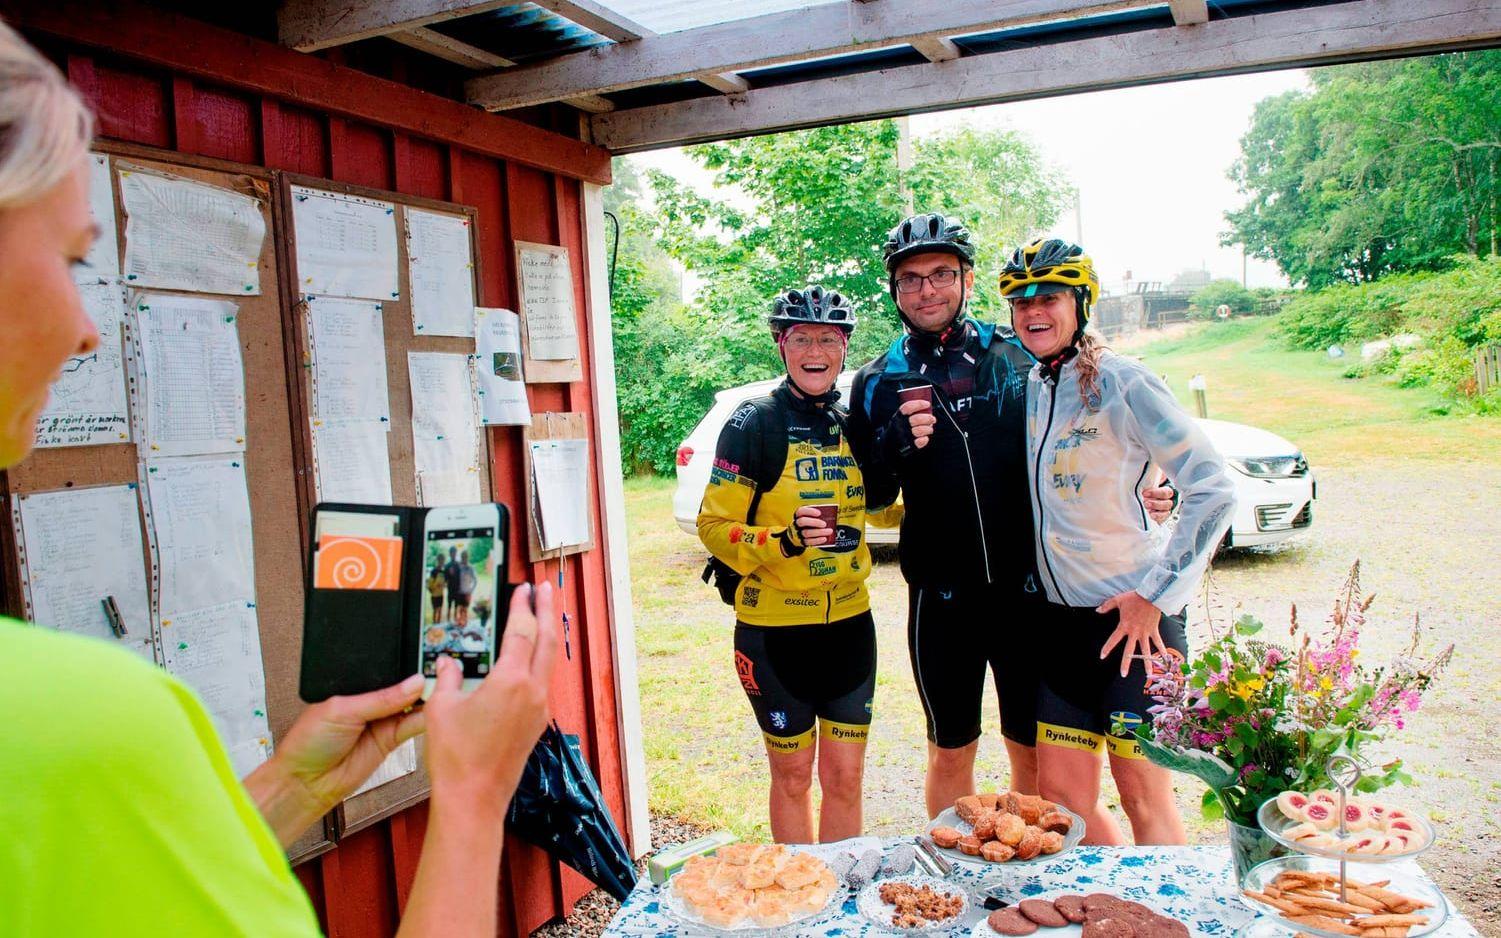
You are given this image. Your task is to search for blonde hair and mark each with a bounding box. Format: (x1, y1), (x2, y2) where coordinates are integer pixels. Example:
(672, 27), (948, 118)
(1074, 328), (1107, 410)
(0, 18), (92, 212)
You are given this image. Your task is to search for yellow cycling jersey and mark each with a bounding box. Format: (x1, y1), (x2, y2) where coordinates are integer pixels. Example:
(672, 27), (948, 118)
(697, 383), (873, 626)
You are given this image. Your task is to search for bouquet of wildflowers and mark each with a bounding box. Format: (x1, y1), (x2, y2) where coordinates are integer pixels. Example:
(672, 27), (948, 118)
(1136, 562), (1452, 826)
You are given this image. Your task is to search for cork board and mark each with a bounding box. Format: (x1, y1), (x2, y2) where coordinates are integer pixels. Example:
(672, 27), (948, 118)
(276, 174), (489, 837)
(0, 144), (334, 862)
(521, 412), (596, 562)
(514, 240), (584, 384)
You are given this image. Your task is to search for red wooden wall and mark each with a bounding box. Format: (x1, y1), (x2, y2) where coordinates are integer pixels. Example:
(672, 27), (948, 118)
(13, 11), (626, 937)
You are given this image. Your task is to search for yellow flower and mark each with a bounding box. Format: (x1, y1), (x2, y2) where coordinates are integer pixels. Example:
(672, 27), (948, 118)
(1320, 675), (1334, 692)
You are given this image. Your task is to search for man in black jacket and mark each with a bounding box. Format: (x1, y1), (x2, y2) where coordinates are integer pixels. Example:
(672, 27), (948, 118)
(848, 213), (1173, 818)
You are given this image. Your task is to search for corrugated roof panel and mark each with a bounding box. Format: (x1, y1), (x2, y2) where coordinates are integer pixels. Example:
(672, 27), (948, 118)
(599, 0), (844, 35)
(428, 3), (610, 64)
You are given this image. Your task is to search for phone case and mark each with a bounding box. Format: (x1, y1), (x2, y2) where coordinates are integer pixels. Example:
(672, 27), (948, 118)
(299, 502), (509, 702)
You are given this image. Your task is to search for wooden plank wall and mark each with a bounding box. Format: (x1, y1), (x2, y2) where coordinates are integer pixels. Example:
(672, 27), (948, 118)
(26, 32), (625, 938)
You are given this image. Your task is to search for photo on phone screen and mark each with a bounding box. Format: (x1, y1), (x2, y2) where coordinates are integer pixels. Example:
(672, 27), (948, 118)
(421, 525), (498, 680)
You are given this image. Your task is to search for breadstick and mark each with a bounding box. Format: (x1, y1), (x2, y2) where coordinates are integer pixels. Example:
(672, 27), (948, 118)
(1295, 896), (1367, 916)
(1358, 928), (1409, 938)
(1287, 913), (1361, 935)
(1355, 914), (1429, 927)
(1244, 890), (1308, 917)
(1343, 891), (1385, 912)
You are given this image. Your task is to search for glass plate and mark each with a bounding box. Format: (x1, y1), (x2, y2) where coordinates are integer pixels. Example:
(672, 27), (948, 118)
(856, 874), (973, 935)
(662, 855), (845, 936)
(924, 803), (1086, 867)
(1257, 795), (1437, 863)
(1239, 855), (1449, 938)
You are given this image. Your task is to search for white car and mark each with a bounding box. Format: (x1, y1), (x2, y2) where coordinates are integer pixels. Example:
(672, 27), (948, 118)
(672, 378), (1315, 551)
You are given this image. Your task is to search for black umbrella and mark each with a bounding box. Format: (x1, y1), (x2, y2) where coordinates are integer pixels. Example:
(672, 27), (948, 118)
(508, 722), (638, 901)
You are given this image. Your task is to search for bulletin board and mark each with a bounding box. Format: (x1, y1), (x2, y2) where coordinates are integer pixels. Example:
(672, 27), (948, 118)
(276, 174), (490, 836)
(0, 143), (334, 863)
(521, 411), (596, 562)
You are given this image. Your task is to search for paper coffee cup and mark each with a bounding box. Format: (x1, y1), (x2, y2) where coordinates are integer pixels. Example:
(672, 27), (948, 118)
(897, 384), (932, 407)
(811, 504), (839, 531)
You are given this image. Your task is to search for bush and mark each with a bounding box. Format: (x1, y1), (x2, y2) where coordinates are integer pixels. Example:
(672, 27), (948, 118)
(1188, 279), (1258, 319)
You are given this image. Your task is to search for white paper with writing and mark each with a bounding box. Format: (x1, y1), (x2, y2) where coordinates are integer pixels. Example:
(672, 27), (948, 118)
(160, 600), (271, 776)
(80, 153), (120, 281)
(517, 245), (579, 361)
(143, 456), (256, 621)
(291, 186), (398, 301)
(312, 420), (394, 505)
(133, 293), (246, 457)
(474, 307), (531, 426)
(34, 279), (131, 448)
(408, 353), (483, 506)
(407, 208), (475, 337)
(119, 167), (264, 295)
(530, 438), (591, 550)
(307, 295), (391, 425)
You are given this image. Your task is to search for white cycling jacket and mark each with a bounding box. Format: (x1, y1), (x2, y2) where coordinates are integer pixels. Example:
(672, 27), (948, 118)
(1025, 349), (1235, 613)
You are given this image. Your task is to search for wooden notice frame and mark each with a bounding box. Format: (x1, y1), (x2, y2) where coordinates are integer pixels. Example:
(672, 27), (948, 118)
(521, 412), (596, 563)
(513, 240), (584, 384)
(276, 173), (489, 838)
(0, 142), (336, 864)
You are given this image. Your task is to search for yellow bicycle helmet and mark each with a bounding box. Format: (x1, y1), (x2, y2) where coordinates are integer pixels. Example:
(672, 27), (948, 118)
(997, 238), (1099, 307)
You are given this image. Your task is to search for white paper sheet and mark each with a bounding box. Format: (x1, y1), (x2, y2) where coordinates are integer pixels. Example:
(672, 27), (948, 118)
(416, 469), (481, 507)
(80, 153), (120, 281)
(34, 279), (131, 448)
(291, 186), (399, 301)
(313, 420), (393, 505)
(474, 307), (531, 426)
(517, 245), (580, 361)
(15, 484), (155, 660)
(352, 739), (418, 796)
(408, 352), (482, 505)
(144, 456), (256, 620)
(530, 438), (591, 550)
(133, 294), (246, 457)
(307, 295), (390, 425)
(160, 600), (271, 776)
(407, 209), (475, 337)
(118, 167), (264, 295)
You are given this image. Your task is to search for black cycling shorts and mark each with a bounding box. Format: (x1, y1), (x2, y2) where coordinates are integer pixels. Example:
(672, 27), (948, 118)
(734, 611), (876, 755)
(1033, 601), (1188, 761)
(907, 583), (1039, 749)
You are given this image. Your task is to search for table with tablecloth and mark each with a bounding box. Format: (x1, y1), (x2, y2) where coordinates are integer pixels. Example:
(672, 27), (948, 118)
(604, 843), (1479, 937)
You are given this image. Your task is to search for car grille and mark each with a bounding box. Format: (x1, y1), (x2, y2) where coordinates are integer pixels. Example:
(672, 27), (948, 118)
(1256, 502), (1313, 531)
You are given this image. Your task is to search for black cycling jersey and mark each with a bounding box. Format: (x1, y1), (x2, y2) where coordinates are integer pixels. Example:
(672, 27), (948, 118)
(734, 612), (877, 753)
(848, 318), (1036, 589)
(1030, 597), (1189, 761)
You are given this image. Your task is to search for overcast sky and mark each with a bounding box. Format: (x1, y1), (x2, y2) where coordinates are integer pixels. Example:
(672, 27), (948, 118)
(626, 68), (1312, 295)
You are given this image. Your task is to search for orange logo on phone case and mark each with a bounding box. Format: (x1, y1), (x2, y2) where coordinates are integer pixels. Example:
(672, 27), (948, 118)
(315, 535), (403, 590)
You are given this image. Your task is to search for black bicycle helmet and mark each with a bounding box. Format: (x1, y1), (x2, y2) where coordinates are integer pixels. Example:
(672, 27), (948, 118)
(769, 284), (856, 337)
(882, 212), (976, 273)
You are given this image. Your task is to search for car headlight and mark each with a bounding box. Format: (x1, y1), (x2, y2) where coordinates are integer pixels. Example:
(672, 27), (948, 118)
(1227, 454), (1306, 478)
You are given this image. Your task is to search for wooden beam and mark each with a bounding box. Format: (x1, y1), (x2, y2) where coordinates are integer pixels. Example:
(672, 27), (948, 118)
(278, 0), (509, 52)
(530, 0), (655, 42)
(697, 73), (751, 94)
(467, 0), (1153, 111)
(389, 27), (516, 69)
(6, 0), (611, 184)
(1167, 0), (1209, 26)
(592, 0), (1501, 153)
(567, 94), (617, 113)
(909, 35), (961, 63)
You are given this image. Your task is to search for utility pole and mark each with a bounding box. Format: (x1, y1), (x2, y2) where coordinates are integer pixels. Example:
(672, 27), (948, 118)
(896, 115), (914, 215)
(1075, 188), (1083, 246)
(1242, 245), (1248, 289)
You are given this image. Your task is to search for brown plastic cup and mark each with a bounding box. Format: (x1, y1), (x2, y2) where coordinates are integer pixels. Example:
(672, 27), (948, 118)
(897, 384), (932, 408)
(811, 504), (839, 531)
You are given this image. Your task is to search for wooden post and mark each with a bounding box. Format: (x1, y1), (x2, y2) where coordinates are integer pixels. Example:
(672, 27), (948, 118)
(1189, 373), (1208, 418)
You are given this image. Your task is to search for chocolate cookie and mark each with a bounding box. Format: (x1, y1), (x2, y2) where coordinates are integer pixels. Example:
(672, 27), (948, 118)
(1053, 894), (1088, 923)
(1130, 917), (1189, 938)
(1082, 892), (1122, 913)
(1082, 917), (1136, 938)
(1017, 899), (1068, 927)
(987, 908), (1039, 936)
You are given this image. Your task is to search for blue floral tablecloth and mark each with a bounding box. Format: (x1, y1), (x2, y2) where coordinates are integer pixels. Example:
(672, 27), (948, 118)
(603, 844), (1479, 937)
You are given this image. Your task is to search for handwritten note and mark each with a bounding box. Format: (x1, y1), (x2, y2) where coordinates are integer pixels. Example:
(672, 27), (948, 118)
(160, 600), (271, 776)
(133, 293), (246, 456)
(291, 186), (398, 300)
(144, 456), (256, 620)
(474, 307), (531, 426)
(313, 420), (393, 505)
(80, 153), (120, 281)
(34, 279), (131, 448)
(407, 209), (475, 337)
(408, 352), (482, 506)
(119, 166), (264, 295)
(14, 484), (155, 660)
(307, 295), (390, 425)
(516, 243), (579, 361)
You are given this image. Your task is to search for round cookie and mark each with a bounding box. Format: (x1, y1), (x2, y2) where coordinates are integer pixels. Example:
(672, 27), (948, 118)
(1082, 917), (1137, 938)
(1130, 916), (1190, 938)
(987, 908), (1039, 936)
(1053, 894), (1088, 924)
(1082, 892), (1123, 913)
(1017, 899), (1068, 927)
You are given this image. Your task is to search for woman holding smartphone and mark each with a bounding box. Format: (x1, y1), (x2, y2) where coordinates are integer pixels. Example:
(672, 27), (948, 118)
(698, 285), (880, 844)
(0, 20), (556, 935)
(1000, 238), (1235, 845)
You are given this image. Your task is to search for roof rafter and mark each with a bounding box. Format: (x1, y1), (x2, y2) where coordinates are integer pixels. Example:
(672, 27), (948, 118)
(466, 0), (1154, 111)
(591, 0), (1501, 153)
(529, 0), (653, 42)
(278, 1), (510, 52)
(1167, 0), (1210, 26)
(388, 26), (516, 69)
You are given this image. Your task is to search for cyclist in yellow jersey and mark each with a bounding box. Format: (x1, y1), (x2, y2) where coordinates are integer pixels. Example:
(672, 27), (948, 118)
(698, 285), (881, 843)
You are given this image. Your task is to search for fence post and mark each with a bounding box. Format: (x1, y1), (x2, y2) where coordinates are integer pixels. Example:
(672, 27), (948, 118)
(1189, 373), (1208, 418)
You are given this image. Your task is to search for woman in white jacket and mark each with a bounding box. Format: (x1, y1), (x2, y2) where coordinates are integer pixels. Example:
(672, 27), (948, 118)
(999, 239), (1235, 845)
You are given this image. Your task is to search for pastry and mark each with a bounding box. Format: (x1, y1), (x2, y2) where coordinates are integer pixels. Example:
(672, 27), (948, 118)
(1038, 810), (1073, 835)
(973, 809), (1000, 841)
(930, 825), (962, 849)
(980, 840), (1015, 862)
(1013, 826), (1044, 861)
(957, 834), (983, 856)
(1039, 830), (1065, 854)
(956, 794), (986, 824)
(994, 812), (1027, 846)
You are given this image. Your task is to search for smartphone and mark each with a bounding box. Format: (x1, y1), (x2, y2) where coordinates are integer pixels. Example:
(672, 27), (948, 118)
(420, 503), (504, 698)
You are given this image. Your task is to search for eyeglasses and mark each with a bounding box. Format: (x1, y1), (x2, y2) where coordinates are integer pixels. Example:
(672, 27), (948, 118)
(894, 268), (961, 294)
(783, 333), (846, 352)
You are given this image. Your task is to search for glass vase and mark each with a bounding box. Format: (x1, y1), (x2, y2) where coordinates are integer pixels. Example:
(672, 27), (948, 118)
(1226, 818), (1291, 887)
